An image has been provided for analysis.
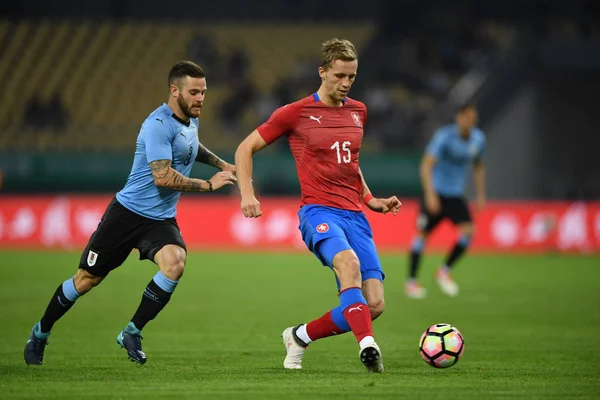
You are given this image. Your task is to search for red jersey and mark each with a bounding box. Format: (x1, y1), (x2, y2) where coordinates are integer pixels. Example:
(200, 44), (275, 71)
(257, 93), (367, 211)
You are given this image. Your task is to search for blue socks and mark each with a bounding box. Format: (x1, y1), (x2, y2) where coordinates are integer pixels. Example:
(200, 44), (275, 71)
(130, 272), (179, 332)
(62, 277), (81, 302)
(411, 237), (425, 253)
(331, 306), (351, 332)
(37, 276), (83, 336)
(410, 237), (425, 279)
(152, 271), (178, 293)
(124, 322), (141, 335)
(445, 234), (472, 269)
(339, 287), (367, 311)
(458, 234), (472, 248)
(33, 322), (50, 340)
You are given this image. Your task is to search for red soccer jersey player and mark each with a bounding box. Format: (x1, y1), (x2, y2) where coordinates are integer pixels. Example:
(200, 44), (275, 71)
(257, 93), (366, 211)
(236, 39), (401, 373)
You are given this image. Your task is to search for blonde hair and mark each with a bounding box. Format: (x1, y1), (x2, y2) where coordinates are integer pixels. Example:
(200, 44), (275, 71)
(320, 38), (358, 69)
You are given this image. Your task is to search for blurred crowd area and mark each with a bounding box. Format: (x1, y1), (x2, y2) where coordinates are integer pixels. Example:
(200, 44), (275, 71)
(0, 1), (598, 154)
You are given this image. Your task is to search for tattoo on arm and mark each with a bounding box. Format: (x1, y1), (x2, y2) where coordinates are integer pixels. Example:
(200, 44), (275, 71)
(196, 143), (225, 169)
(149, 159), (170, 180)
(149, 159), (206, 192)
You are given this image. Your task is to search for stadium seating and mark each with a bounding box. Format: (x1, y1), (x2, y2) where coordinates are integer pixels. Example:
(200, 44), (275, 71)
(0, 20), (374, 151)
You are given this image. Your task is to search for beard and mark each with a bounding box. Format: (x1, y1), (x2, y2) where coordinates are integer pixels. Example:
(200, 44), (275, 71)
(177, 94), (201, 119)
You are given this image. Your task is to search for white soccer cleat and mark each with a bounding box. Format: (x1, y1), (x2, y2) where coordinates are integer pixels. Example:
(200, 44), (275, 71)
(435, 268), (460, 297)
(282, 326), (306, 370)
(405, 280), (427, 299)
(359, 341), (384, 373)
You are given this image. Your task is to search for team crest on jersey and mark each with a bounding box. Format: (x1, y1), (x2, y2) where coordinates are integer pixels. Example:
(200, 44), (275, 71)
(316, 223), (329, 233)
(87, 250), (98, 267)
(351, 112), (362, 127)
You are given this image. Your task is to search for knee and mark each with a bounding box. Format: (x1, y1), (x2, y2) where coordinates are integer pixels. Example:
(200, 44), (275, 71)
(160, 246), (186, 280)
(460, 224), (475, 238)
(369, 298), (385, 320)
(74, 270), (104, 294)
(346, 257), (361, 279)
(333, 250), (361, 286)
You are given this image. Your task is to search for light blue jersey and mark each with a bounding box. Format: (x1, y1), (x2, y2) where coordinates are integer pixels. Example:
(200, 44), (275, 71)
(426, 124), (486, 197)
(116, 104), (199, 220)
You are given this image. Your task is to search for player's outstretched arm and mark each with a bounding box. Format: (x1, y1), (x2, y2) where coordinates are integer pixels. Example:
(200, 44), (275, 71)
(235, 130), (269, 218)
(149, 159), (236, 192)
(196, 142), (236, 174)
(473, 159), (486, 209)
(359, 168), (402, 215)
(421, 154), (440, 214)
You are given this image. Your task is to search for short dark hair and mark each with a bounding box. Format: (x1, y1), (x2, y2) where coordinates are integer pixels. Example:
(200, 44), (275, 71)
(457, 103), (476, 114)
(168, 61), (205, 88)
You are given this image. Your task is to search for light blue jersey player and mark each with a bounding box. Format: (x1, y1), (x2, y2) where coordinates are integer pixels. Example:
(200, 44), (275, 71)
(24, 61), (236, 366)
(406, 104), (487, 299)
(117, 103), (202, 220)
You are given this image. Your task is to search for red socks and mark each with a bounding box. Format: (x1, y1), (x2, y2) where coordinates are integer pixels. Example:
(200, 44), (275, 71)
(306, 310), (346, 341)
(342, 302), (373, 343)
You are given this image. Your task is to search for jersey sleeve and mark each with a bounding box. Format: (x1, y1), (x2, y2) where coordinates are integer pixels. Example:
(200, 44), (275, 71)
(143, 119), (174, 163)
(360, 102), (368, 127)
(425, 129), (447, 159)
(257, 104), (300, 144)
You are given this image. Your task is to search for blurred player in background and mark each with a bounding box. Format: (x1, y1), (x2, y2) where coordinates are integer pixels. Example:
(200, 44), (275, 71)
(406, 104), (486, 299)
(235, 39), (401, 372)
(24, 61), (237, 365)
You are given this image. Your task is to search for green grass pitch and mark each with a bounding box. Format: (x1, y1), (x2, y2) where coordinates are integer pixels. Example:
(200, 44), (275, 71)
(0, 251), (599, 399)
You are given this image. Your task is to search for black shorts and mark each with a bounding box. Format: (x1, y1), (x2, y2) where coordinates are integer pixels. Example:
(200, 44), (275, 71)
(417, 195), (472, 233)
(79, 198), (186, 277)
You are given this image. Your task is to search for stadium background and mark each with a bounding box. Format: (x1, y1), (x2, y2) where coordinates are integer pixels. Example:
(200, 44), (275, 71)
(1, 0), (599, 253)
(0, 1), (599, 399)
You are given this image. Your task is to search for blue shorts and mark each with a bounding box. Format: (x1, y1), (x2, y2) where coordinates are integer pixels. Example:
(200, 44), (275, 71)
(298, 204), (385, 286)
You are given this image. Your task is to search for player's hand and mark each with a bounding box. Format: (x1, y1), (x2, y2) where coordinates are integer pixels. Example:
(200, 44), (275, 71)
(476, 193), (486, 210)
(425, 193), (441, 215)
(221, 162), (237, 176)
(367, 196), (402, 215)
(208, 171), (237, 191)
(241, 194), (262, 218)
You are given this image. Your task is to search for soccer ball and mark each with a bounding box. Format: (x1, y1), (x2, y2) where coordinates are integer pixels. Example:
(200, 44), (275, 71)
(419, 323), (465, 368)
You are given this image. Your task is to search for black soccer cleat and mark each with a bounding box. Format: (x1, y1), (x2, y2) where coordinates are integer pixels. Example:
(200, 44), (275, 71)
(117, 330), (147, 364)
(24, 328), (49, 365)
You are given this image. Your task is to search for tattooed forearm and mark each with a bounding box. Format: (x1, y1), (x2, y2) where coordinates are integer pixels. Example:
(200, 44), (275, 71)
(196, 143), (225, 169)
(149, 160), (208, 192)
(149, 159), (170, 180)
(167, 171), (203, 191)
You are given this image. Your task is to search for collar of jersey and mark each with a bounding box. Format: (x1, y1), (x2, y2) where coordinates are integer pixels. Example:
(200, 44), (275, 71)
(170, 113), (190, 127)
(162, 103), (191, 127)
(313, 92), (347, 105)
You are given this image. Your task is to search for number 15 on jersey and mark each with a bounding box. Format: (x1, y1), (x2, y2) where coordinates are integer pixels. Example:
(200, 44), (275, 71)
(331, 141), (352, 164)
